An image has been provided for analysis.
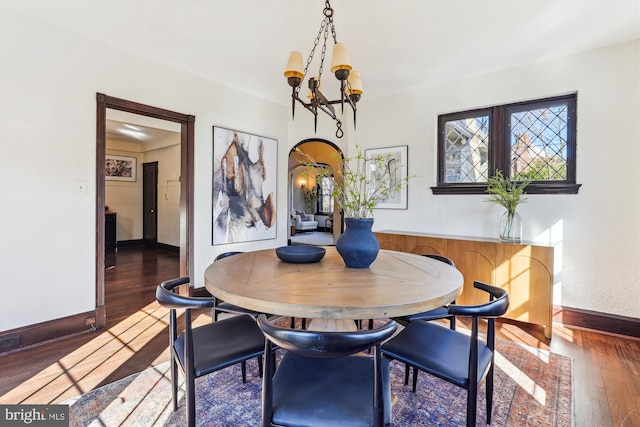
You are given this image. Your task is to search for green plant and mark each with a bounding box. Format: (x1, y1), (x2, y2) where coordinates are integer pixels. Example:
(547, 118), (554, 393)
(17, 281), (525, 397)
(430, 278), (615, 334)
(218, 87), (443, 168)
(485, 170), (530, 215)
(302, 185), (317, 212)
(297, 146), (411, 219)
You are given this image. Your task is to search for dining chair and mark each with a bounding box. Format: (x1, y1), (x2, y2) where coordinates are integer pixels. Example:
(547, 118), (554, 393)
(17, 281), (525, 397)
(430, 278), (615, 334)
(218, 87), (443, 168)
(156, 277), (267, 427)
(359, 254), (456, 334)
(382, 281), (509, 427)
(387, 254), (457, 383)
(212, 252), (262, 321)
(257, 313), (397, 427)
(393, 254), (457, 329)
(213, 251), (304, 329)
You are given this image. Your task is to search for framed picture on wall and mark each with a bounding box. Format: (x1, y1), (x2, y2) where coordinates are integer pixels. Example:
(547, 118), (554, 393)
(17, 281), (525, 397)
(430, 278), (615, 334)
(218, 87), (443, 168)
(212, 126), (277, 245)
(365, 145), (408, 210)
(105, 154), (137, 182)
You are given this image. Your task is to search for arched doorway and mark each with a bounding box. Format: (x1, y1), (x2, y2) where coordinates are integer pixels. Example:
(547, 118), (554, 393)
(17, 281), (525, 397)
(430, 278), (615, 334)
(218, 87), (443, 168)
(288, 139), (343, 246)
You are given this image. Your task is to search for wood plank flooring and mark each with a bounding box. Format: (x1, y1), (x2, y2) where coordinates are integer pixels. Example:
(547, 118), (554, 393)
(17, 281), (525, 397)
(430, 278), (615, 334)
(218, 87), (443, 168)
(0, 246), (638, 426)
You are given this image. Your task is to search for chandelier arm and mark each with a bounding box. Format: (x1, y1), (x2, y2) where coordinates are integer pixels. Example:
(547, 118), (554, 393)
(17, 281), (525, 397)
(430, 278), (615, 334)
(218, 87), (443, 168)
(317, 104), (337, 120)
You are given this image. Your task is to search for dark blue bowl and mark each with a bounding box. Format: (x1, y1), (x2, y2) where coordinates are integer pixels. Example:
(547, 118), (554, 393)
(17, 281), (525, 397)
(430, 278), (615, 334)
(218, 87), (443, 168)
(276, 246), (326, 264)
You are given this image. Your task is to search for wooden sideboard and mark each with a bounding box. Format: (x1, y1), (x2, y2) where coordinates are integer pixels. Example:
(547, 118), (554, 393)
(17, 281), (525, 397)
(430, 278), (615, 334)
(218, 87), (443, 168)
(375, 230), (555, 338)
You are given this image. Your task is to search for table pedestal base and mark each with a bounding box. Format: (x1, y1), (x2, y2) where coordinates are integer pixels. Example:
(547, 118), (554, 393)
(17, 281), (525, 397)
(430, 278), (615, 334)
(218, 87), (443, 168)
(306, 318), (358, 332)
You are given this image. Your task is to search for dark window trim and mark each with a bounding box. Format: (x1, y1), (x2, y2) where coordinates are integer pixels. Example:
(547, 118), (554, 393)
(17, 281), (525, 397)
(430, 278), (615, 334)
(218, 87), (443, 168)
(432, 93), (581, 195)
(315, 165), (334, 215)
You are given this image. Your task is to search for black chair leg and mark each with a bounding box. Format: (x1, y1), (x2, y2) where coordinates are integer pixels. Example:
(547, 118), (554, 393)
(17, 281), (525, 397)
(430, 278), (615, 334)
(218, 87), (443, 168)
(412, 366), (419, 392)
(404, 363), (410, 386)
(301, 318), (307, 329)
(170, 356), (178, 411)
(450, 316), (456, 330)
(186, 373), (196, 427)
(258, 355), (264, 378)
(467, 381), (478, 427)
(368, 319), (374, 330)
(241, 361), (247, 383)
(486, 365), (494, 424)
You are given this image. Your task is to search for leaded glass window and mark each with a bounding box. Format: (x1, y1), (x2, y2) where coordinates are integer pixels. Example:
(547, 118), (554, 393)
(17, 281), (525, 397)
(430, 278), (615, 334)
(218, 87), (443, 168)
(434, 94), (580, 195)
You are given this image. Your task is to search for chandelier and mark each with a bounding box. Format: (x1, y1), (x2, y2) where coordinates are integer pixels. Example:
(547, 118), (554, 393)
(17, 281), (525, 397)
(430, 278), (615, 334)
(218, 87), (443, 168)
(283, 0), (362, 138)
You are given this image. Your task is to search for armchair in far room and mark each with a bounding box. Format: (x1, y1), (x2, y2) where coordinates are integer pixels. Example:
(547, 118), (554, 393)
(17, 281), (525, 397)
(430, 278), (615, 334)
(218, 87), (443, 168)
(293, 212), (318, 231)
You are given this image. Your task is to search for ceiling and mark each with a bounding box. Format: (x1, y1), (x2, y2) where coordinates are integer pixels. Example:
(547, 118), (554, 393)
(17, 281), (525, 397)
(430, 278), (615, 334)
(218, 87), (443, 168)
(106, 110), (181, 147)
(3, 0), (638, 106)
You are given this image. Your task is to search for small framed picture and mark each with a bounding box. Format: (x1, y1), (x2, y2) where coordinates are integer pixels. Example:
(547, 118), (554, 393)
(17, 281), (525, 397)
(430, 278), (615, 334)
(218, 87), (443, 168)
(365, 145), (408, 210)
(105, 154), (137, 182)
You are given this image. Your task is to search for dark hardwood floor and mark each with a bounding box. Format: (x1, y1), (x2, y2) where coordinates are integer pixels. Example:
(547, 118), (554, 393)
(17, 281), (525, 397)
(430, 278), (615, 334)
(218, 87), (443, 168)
(0, 246), (638, 426)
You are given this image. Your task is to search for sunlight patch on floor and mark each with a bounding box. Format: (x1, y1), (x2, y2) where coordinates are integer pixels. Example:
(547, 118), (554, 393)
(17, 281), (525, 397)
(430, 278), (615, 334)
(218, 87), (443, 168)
(1, 302), (173, 404)
(495, 350), (547, 406)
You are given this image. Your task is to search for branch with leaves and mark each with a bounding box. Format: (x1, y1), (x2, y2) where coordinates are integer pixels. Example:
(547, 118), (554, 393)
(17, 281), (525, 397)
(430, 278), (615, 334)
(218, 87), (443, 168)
(485, 170), (530, 215)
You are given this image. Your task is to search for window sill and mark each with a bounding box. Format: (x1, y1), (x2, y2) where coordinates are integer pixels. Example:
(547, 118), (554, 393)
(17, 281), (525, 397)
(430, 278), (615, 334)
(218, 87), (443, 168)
(430, 183), (582, 195)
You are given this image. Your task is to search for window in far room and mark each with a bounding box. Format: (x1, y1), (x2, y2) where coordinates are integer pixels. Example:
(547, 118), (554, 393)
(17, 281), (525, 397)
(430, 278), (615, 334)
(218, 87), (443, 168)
(317, 175), (334, 214)
(432, 93), (581, 194)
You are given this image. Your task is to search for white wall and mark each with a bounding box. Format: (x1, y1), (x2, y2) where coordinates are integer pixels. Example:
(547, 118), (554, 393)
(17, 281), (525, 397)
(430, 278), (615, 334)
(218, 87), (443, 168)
(147, 143), (181, 247)
(357, 40), (640, 319)
(0, 9), (288, 331)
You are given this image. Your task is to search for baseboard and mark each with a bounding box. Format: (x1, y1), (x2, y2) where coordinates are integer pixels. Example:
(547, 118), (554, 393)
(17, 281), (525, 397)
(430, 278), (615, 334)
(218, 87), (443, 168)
(117, 239), (144, 248)
(117, 240), (179, 254)
(553, 306), (640, 338)
(157, 242), (180, 254)
(0, 310), (97, 356)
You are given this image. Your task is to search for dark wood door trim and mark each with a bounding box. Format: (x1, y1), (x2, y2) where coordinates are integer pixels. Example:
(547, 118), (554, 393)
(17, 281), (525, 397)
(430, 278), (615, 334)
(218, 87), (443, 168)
(96, 93), (195, 328)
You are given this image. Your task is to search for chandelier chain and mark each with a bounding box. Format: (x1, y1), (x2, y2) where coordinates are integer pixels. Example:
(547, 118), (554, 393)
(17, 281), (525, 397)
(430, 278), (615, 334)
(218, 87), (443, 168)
(296, 19), (327, 98)
(319, 24), (329, 81)
(324, 0), (338, 43)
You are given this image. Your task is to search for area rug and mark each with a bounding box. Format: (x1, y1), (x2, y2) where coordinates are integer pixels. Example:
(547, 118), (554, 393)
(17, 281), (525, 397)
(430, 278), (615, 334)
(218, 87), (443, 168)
(290, 231), (334, 246)
(64, 335), (572, 426)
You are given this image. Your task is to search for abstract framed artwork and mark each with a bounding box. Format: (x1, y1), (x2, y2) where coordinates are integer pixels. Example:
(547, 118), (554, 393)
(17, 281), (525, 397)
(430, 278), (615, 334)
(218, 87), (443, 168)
(365, 145), (408, 210)
(105, 154), (137, 181)
(212, 126), (277, 245)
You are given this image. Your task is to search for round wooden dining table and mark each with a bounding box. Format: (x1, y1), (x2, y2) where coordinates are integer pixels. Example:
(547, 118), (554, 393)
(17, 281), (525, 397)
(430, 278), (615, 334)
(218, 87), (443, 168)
(204, 247), (463, 328)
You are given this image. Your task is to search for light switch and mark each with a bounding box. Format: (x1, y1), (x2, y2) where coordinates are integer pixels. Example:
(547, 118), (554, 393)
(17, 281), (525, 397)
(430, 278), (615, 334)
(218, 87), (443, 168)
(74, 179), (87, 195)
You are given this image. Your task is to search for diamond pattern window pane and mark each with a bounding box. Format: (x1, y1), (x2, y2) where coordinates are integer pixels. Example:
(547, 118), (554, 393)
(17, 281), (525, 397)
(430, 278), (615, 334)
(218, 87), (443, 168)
(510, 105), (568, 181)
(319, 175), (334, 213)
(444, 116), (489, 183)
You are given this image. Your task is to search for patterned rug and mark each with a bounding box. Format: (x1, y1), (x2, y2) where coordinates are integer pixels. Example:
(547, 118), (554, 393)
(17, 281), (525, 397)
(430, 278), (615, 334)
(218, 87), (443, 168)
(64, 331), (572, 426)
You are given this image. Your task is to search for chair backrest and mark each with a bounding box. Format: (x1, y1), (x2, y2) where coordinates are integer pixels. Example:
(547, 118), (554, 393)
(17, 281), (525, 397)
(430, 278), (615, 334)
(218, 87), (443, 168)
(214, 251), (244, 262)
(421, 253), (456, 268)
(448, 281), (509, 318)
(448, 280), (509, 361)
(156, 277), (215, 310)
(257, 314), (397, 358)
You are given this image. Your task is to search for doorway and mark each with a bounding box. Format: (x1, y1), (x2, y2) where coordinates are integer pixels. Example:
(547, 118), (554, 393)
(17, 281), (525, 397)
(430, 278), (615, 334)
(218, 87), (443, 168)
(288, 139), (344, 246)
(143, 161), (158, 248)
(95, 93), (195, 329)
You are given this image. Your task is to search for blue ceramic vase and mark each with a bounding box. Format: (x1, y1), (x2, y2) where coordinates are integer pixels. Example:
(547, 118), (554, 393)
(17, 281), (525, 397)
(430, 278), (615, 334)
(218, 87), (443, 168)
(336, 218), (380, 268)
